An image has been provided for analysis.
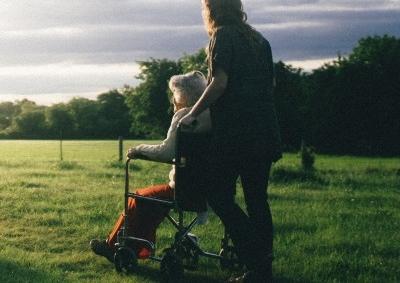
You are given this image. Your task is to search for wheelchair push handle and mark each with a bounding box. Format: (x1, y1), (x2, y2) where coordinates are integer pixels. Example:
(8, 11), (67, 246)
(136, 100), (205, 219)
(125, 158), (131, 194)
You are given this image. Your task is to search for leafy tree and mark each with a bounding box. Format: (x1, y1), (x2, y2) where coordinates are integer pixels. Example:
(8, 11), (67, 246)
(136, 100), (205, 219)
(97, 89), (131, 138)
(68, 98), (101, 138)
(0, 36), (398, 157)
(46, 103), (75, 138)
(179, 49), (208, 75)
(0, 102), (18, 131)
(308, 35), (400, 155)
(125, 58), (181, 138)
(273, 61), (308, 150)
(15, 99), (39, 114)
(13, 110), (48, 138)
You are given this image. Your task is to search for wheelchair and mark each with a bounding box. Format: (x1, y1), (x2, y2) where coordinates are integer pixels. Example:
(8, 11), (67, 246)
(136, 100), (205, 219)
(113, 125), (242, 281)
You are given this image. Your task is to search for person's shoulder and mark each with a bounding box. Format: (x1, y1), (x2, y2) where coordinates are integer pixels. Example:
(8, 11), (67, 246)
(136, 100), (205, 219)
(251, 28), (269, 44)
(251, 29), (271, 52)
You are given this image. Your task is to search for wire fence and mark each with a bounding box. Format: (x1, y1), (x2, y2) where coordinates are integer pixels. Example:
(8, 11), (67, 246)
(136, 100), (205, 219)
(0, 139), (158, 162)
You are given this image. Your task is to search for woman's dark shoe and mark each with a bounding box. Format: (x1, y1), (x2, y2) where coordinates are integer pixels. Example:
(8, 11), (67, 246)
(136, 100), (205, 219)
(90, 239), (114, 263)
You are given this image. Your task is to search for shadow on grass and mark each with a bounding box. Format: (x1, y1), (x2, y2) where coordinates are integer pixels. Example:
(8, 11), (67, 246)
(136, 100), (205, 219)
(0, 258), (62, 283)
(271, 166), (400, 190)
(0, 160), (24, 168)
(274, 275), (304, 283)
(114, 263), (225, 283)
(105, 160), (141, 171)
(270, 193), (311, 203)
(53, 160), (84, 170)
(271, 167), (327, 185)
(18, 181), (48, 189)
(87, 172), (125, 179)
(25, 172), (58, 178)
(364, 167), (400, 176)
(275, 223), (318, 235)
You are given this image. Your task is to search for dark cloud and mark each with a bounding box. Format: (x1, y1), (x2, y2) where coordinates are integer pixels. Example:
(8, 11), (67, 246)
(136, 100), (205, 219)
(1, 1), (399, 64)
(0, 0), (399, 101)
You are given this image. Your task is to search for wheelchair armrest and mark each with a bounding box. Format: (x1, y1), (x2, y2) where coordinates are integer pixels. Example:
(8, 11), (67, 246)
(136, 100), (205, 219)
(132, 153), (174, 164)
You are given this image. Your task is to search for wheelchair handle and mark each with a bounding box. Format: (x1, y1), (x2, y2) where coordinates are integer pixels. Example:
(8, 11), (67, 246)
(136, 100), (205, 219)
(125, 158), (132, 213)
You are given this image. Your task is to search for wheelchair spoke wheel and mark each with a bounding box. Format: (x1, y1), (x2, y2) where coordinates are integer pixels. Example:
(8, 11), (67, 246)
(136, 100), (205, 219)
(160, 249), (184, 282)
(114, 247), (137, 274)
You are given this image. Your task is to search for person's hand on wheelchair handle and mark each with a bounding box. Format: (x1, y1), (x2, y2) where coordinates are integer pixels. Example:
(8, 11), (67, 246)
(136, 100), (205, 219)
(179, 113), (197, 127)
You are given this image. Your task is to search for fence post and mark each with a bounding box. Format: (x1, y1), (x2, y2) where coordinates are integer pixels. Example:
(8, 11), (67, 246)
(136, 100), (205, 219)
(119, 136), (123, 161)
(60, 130), (63, 161)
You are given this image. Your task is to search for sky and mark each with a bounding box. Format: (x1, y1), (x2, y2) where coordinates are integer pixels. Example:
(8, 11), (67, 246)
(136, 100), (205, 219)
(1, 0), (400, 105)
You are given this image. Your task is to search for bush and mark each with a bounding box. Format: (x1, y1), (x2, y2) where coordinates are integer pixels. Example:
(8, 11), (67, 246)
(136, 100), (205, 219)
(300, 140), (315, 171)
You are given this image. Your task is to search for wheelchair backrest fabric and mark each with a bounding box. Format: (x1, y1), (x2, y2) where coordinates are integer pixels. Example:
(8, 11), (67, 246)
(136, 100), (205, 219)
(174, 126), (212, 212)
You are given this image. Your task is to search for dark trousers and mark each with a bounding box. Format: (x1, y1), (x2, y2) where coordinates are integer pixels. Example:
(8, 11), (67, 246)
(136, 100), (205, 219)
(205, 139), (273, 273)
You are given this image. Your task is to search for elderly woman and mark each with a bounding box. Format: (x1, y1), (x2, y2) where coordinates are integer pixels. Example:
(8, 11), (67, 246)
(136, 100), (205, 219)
(90, 71), (211, 263)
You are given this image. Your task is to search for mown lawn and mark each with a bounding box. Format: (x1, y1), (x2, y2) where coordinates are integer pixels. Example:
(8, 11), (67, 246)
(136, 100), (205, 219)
(0, 140), (399, 282)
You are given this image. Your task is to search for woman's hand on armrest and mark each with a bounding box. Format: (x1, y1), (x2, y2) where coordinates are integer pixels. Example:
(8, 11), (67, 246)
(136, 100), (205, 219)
(127, 147), (139, 159)
(127, 146), (170, 162)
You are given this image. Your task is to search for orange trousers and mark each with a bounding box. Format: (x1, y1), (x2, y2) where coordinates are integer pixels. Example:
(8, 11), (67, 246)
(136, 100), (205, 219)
(107, 184), (174, 258)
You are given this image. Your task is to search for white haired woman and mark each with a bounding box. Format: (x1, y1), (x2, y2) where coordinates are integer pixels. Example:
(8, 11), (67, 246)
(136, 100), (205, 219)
(90, 71), (211, 263)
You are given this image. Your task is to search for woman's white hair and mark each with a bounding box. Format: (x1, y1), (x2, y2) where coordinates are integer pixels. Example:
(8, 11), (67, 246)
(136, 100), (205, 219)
(169, 71), (207, 107)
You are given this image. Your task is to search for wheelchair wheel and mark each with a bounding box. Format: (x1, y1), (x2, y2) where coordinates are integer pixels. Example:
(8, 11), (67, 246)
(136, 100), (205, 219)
(114, 247), (137, 274)
(219, 246), (243, 271)
(160, 249), (184, 282)
(180, 238), (199, 270)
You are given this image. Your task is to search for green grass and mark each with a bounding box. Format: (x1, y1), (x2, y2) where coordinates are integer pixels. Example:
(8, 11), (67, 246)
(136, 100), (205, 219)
(0, 140), (399, 282)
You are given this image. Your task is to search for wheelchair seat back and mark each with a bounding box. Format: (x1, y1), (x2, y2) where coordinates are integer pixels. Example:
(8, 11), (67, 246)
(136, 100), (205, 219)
(174, 125), (212, 212)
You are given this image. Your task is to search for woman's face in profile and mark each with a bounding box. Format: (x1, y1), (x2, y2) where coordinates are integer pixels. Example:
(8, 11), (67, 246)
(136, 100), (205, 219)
(172, 95), (186, 113)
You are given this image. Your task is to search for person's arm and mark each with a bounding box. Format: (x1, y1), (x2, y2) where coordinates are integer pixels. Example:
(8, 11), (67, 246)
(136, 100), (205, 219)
(179, 68), (228, 125)
(127, 108), (189, 162)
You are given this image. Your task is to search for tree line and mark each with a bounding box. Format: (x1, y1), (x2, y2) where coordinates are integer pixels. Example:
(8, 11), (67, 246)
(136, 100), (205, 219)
(0, 35), (399, 156)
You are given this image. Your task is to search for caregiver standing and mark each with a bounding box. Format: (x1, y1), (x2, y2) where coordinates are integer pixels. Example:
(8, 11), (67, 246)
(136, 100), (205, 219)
(179, 0), (282, 282)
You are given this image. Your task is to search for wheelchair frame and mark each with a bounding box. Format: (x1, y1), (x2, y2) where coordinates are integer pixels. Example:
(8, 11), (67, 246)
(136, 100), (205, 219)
(113, 125), (241, 281)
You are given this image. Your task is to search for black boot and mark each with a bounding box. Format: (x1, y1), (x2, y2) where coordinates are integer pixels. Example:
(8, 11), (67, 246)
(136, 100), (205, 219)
(90, 239), (114, 263)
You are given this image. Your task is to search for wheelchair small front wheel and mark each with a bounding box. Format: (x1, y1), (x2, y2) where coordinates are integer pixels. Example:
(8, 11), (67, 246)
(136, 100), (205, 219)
(114, 247), (137, 274)
(160, 249), (184, 282)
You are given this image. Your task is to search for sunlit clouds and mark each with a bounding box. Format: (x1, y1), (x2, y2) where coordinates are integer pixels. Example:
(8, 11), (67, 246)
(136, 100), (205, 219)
(1, 0), (399, 105)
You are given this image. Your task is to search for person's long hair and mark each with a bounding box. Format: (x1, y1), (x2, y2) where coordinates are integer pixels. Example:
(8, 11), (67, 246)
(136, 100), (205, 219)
(202, 0), (263, 55)
(202, 0), (248, 36)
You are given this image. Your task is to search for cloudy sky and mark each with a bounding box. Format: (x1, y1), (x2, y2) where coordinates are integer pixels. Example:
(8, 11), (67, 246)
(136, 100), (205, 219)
(1, 0), (399, 105)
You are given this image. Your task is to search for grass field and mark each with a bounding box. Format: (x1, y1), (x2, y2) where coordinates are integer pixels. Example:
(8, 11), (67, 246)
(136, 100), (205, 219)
(0, 140), (399, 283)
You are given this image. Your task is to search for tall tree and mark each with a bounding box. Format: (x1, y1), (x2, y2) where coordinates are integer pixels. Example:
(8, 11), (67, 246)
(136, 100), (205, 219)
(68, 98), (101, 138)
(179, 49), (208, 75)
(273, 61), (308, 150)
(0, 102), (18, 131)
(97, 89), (131, 138)
(309, 35), (400, 155)
(13, 110), (48, 138)
(46, 103), (75, 138)
(125, 58), (181, 138)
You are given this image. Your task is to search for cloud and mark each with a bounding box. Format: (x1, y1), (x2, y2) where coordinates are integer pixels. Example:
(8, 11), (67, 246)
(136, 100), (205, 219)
(286, 57), (337, 71)
(0, 63), (139, 104)
(0, 0), (399, 104)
